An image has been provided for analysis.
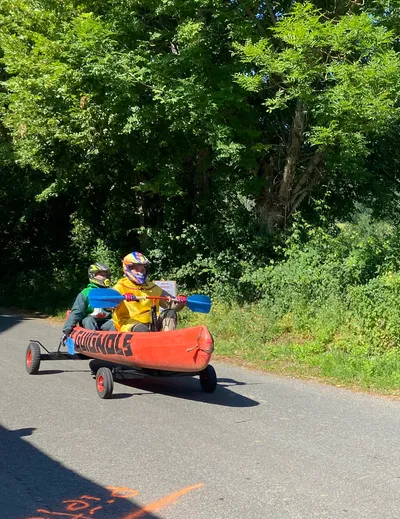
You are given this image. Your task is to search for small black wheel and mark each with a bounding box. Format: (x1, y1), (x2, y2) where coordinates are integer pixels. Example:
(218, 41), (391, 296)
(96, 367), (114, 399)
(199, 365), (217, 393)
(26, 342), (41, 374)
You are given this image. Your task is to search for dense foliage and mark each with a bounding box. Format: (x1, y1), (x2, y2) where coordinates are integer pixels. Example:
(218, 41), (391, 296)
(184, 211), (400, 391)
(1, 1), (400, 310)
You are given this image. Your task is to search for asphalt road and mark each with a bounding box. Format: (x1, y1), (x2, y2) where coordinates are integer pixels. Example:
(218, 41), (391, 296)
(1, 310), (400, 519)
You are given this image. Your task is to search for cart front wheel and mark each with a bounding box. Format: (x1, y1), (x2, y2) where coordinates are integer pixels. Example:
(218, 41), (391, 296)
(26, 342), (41, 374)
(199, 365), (217, 393)
(96, 367), (114, 399)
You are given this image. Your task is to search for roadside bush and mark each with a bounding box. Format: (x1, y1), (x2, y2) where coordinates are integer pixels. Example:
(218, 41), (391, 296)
(346, 273), (400, 353)
(241, 212), (400, 315)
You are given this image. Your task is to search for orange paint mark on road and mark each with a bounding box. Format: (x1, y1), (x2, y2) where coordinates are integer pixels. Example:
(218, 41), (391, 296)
(26, 483), (204, 519)
(121, 483), (204, 519)
(106, 486), (140, 499)
(89, 506), (102, 515)
(63, 498), (100, 511)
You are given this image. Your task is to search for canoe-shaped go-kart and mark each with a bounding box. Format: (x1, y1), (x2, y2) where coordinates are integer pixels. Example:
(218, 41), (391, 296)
(70, 324), (214, 371)
(25, 324), (217, 399)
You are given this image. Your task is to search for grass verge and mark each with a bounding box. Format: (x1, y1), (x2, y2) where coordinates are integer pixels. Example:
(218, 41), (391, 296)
(180, 301), (400, 398)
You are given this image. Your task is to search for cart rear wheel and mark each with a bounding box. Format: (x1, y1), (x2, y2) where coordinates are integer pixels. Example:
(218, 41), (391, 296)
(199, 365), (217, 393)
(96, 367), (114, 399)
(26, 342), (41, 374)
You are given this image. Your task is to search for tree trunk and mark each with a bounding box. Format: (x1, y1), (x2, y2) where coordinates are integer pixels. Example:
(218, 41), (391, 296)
(255, 101), (325, 233)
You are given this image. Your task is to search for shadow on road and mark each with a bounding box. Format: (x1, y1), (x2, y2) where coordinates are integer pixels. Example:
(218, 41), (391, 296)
(29, 360), (260, 407)
(0, 424), (190, 519)
(0, 311), (47, 334)
(0, 313), (25, 334)
(115, 375), (260, 408)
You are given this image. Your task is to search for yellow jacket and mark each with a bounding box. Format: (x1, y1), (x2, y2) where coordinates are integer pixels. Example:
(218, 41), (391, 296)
(112, 277), (169, 332)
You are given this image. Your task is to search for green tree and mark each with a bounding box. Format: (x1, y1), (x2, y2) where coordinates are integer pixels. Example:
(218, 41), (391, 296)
(0, 0), (271, 293)
(235, 2), (400, 232)
(1, 0), (400, 303)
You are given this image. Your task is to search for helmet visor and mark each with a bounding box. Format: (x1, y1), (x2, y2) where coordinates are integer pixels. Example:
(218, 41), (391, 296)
(126, 264), (147, 273)
(90, 270), (111, 288)
(124, 263), (148, 284)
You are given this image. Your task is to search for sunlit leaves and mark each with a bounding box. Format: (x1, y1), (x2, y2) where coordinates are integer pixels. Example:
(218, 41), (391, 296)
(236, 2), (400, 156)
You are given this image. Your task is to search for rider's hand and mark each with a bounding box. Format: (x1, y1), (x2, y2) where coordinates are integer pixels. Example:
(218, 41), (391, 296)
(176, 295), (187, 305)
(62, 333), (68, 344)
(125, 293), (139, 302)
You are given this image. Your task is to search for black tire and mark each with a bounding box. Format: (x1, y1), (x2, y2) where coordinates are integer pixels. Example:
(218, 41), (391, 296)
(199, 365), (217, 393)
(26, 342), (41, 374)
(96, 367), (114, 399)
(89, 359), (104, 374)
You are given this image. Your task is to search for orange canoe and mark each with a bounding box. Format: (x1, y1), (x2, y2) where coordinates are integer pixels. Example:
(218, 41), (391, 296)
(69, 325), (214, 372)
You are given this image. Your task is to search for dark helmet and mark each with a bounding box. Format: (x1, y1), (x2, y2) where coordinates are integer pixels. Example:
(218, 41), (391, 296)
(88, 262), (111, 288)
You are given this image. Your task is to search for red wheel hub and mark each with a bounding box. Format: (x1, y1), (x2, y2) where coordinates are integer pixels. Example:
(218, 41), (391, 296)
(27, 350), (32, 368)
(97, 375), (104, 392)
